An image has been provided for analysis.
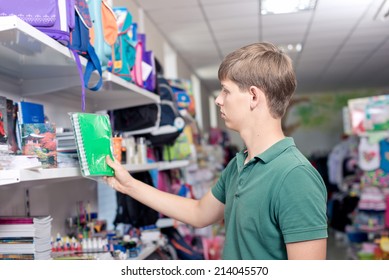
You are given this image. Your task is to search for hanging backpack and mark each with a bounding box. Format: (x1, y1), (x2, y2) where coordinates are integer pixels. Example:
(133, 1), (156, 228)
(110, 101), (160, 136)
(88, 0), (118, 71)
(110, 7), (137, 82)
(0, 0), (75, 45)
(147, 76), (185, 146)
(113, 171), (159, 229)
(70, 0), (103, 111)
(130, 32), (144, 88)
(137, 33), (157, 92)
(110, 76), (185, 146)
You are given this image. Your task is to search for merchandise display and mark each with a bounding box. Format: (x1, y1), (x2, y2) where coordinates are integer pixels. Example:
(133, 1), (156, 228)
(327, 96), (389, 259)
(0, 0), (388, 265)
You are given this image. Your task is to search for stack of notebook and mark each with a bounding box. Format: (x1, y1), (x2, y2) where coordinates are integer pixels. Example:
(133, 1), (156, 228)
(0, 216), (53, 260)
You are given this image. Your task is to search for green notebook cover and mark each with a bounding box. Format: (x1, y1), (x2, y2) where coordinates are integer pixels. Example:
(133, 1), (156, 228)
(70, 113), (114, 177)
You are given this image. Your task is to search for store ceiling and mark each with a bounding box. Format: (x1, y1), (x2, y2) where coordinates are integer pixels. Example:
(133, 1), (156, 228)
(134, 0), (389, 95)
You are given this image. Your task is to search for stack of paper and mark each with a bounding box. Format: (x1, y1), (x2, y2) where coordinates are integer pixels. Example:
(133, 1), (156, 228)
(0, 216), (53, 260)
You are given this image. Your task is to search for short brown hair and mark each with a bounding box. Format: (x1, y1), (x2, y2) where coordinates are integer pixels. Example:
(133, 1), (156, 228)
(218, 42), (297, 118)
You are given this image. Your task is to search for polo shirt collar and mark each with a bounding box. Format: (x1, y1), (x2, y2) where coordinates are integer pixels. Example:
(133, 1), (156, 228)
(236, 137), (295, 169)
(256, 137), (295, 163)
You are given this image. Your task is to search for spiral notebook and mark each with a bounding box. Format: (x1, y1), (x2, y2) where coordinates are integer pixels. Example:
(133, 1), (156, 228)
(69, 112), (114, 177)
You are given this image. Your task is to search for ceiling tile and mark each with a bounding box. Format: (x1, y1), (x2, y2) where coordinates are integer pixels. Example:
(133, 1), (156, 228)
(199, 0), (257, 5)
(202, 1), (259, 20)
(135, 0), (198, 10)
(208, 16), (258, 31)
(147, 6), (203, 24)
(135, 0), (389, 94)
(214, 27), (259, 42)
(261, 13), (312, 27)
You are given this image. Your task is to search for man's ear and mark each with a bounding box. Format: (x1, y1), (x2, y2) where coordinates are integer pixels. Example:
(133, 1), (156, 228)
(249, 86), (263, 110)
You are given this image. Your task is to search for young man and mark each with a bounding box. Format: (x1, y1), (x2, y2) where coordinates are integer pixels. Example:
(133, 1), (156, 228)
(105, 42), (328, 260)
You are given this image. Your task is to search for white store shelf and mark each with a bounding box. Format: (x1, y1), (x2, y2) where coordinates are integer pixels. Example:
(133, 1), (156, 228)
(0, 16), (159, 111)
(0, 167), (81, 186)
(158, 160), (190, 171)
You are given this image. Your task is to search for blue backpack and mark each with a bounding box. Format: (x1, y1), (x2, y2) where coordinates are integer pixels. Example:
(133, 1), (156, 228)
(88, 0), (118, 71)
(70, 0), (103, 111)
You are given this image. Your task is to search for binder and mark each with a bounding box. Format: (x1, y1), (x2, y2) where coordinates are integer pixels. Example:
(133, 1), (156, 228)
(17, 101), (44, 124)
(69, 112), (115, 177)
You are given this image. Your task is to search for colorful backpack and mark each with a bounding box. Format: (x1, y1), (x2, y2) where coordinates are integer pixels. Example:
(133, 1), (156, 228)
(130, 33), (144, 88)
(88, 0), (118, 70)
(70, 0), (103, 111)
(138, 33), (157, 92)
(0, 0), (75, 45)
(111, 7), (137, 82)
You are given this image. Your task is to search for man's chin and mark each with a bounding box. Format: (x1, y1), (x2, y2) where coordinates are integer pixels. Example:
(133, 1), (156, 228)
(224, 122), (238, 132)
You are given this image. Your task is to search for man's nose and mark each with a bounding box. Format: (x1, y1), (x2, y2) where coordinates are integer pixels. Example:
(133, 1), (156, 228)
(215, 94), (222, 106)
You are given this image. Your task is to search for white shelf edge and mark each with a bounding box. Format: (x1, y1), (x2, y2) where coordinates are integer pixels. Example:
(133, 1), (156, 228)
(158, 160), (190, 171)
(103, 72), (160, 102)
(123, 160), (190, 173)
(0, 167), (81, 186)
(0, 169), (21, 185)
(0, 15), (73, 59)
(123, 162), (159, 173)
(19, 167), (82, 181)
(0, 160), (190, 186)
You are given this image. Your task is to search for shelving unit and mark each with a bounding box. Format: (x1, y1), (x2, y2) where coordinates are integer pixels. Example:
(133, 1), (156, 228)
(0, 16), (160, 112)
(0, 15), (192, 188)
(0, 16), (192, 257)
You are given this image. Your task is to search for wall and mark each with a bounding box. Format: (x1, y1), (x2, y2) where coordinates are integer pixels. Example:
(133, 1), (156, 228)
(286, 88), (389, 156)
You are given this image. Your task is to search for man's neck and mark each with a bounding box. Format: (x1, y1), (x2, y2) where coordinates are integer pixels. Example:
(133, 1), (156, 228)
(241, 120), (285, 163)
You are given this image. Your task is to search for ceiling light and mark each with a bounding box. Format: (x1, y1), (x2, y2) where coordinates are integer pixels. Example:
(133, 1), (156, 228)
(278, 43), (303, 53)
(261, 0), (317, 15)
(375, 0), (389, 21)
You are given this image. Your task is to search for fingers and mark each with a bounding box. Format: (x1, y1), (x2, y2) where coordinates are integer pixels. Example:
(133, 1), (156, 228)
(106, 155), (114, 166)
(105, 176), (116, 189)
(106, 155), (122, 167)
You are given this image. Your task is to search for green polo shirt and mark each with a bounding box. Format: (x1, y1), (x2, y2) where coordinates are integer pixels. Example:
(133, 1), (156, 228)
(212, 137), (328, 260)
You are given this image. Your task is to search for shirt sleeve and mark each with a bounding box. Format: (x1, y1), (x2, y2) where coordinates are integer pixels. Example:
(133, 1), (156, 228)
(211, 164), (230, 204)
(276, 165), (328, 243)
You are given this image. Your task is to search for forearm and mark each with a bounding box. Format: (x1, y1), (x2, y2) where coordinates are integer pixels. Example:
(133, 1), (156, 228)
(105, 156), (224, 228)
(124, 178), (207, 228)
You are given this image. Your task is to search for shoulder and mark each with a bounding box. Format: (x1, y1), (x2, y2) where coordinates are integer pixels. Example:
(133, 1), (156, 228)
(274, 146), (327, 196)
